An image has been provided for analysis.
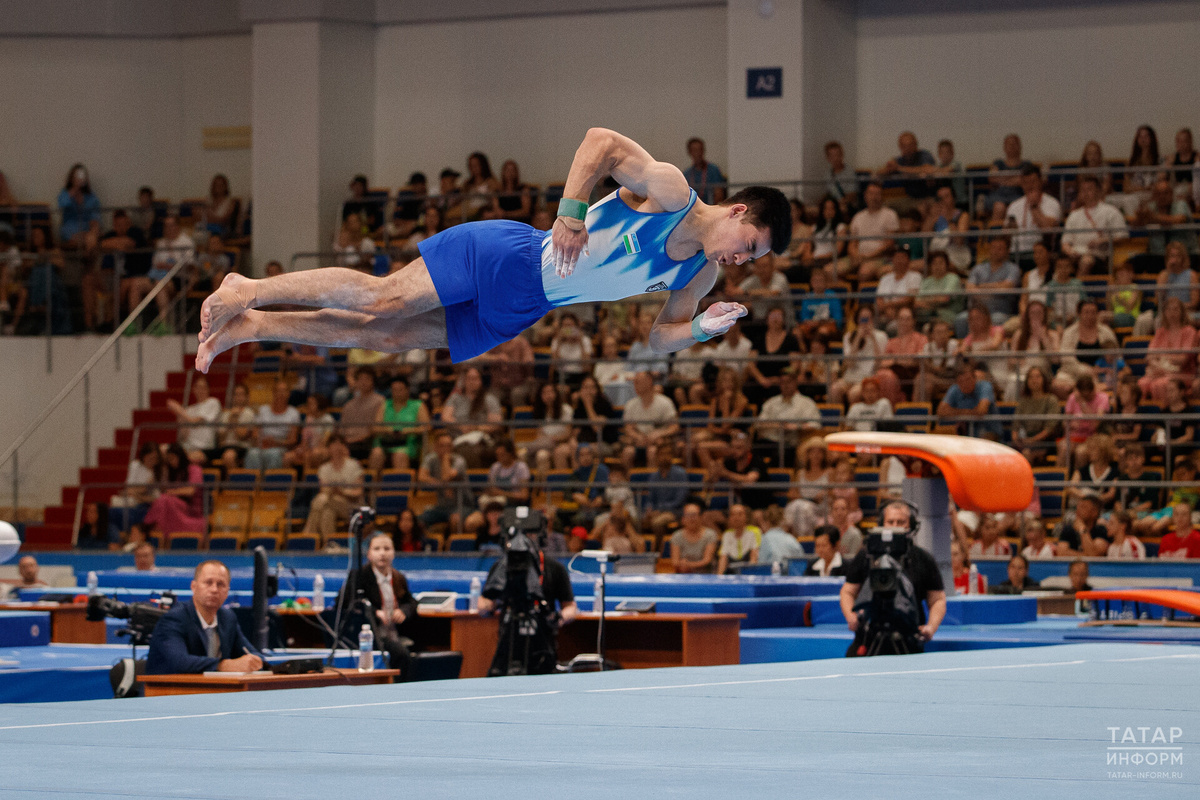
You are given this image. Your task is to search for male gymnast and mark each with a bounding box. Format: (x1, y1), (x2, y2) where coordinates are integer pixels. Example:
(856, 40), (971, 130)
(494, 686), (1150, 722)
(195, 128), (792, 372)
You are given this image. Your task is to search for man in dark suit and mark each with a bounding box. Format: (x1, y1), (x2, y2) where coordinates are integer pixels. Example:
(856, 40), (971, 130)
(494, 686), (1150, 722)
(342, 532), (418, 678)
(146, 560), (263, 674)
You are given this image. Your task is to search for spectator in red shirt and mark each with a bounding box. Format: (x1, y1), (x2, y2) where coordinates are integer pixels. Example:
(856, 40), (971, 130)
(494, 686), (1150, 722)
(1157, 503), (1200, 559)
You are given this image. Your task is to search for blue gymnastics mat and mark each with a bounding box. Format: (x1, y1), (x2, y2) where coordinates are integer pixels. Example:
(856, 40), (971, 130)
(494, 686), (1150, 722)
(0, 642), (1196, 798)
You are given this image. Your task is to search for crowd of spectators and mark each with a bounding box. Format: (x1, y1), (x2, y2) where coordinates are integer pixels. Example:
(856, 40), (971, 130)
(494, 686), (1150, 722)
(14, 124), (1200, 582)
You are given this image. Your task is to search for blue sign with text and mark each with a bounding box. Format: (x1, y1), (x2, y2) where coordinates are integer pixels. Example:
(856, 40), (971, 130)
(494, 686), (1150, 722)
(747, 67), (782, 98)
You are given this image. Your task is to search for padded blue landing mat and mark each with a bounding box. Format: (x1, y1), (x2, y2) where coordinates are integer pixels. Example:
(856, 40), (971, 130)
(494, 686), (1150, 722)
(0, 643), (1196, 798)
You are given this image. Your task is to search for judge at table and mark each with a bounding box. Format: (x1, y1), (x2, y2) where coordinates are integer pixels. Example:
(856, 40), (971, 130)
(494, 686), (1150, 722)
(342, 532), (418, 679)
(146, 560), (264, 674)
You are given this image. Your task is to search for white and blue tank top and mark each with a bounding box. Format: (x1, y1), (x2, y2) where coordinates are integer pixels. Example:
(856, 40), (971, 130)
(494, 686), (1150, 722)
(539, 189), (709, 306)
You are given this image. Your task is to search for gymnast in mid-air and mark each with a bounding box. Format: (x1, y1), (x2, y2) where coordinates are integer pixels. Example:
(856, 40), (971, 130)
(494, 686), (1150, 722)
(195, 127), (792, 373)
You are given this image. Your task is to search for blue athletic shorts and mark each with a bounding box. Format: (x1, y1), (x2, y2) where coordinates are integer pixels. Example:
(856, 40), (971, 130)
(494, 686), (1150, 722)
(418, 220), (553, 363)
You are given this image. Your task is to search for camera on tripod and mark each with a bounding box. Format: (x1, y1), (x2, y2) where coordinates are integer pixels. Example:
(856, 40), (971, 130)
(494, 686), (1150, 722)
(86, 591), (177, 647)
(484, 506), (562, 676)
(851, 528), (923, 657)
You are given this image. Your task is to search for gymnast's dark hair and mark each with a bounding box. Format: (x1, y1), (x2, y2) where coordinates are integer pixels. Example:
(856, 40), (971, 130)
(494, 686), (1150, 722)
(724, 186), (793, 255)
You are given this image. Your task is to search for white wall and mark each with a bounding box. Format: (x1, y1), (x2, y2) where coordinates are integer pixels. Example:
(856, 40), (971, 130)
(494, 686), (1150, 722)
(0, 337), (188, 508)
(373, 6), (728, 189)
(854, 1), (1200, 169)
(0, 34), (251, 209)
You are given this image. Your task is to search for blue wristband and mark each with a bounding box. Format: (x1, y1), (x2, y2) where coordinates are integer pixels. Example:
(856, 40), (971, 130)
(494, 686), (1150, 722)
(557, 198), (588, 221)
(691, 315), (713, 342)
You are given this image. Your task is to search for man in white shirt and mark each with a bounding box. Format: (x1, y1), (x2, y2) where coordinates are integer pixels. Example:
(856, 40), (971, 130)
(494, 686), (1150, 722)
(844, 377), (894, 432)
(875, 245), (922, 328)
(846, 182), (900, 282)
(165, 374), (223, 456)
(711, 321), (753, 378)
(1004, 165), (1062, 259)
(1061, 176), (1129, 277)
(738, 255), (792, 325)
(621, 371), (678, 466)
(755, 370), (821, 451)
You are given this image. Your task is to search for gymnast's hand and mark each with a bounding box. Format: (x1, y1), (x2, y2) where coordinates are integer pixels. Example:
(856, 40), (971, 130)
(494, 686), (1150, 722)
(551, 217), (589, 278)
(697, 301), (748, 337)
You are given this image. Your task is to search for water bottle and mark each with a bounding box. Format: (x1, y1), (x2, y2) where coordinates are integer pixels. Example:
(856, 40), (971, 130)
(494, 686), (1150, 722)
(86, 571), (99, 596)
(358, 624), (374, 672)
(311, 574), (325, 612)
(771, 560), (783, 576)
(468, 576), (482, 613)
(967, 564), (979, 595)
(594, 578), (604, 613)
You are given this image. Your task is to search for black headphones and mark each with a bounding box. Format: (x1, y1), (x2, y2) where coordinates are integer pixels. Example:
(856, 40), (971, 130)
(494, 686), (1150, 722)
(879, 499), (920, 536)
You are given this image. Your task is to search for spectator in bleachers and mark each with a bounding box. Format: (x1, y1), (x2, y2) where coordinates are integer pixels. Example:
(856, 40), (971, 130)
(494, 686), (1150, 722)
(683, 137), (726, 204)
(1018, 241), (1053, 317)
(1143, 242), (1200, 334)
(1061, 176), (1128, 277)
(1115, 443), (1158, 521)
(568, 444), (609, 528)
(913, 319), (959, 403)
(1074, 140), (1114, 204)
(739, 254), (791, 326)
(2, 555), (48, 600)
(711, 429), (772, 510)
(950, 540), (984, 594)
(933, 140), (966, 205)
(303, 434), (364, 539)
(166, 374), (222, 459)
(755, 369), (821, 457)
(875, 245), (920, 329)
(461, 152), (500, 222)
(442, 366), (503, 469)
(593, 334), (628, 387)
(572, 375), (619, 452)
(1156, 502), (1200, 559)
(831, 303), (887, 406)
(131, 186), (165, 241)
(387, 172), (427, 242)
(989, 554), (1039, 595)
(342, 175), (384, 236)
(1054, 299), (1115, 398)
(621, 371), (678, 468)
(1105, 510), (1146, 558)
(245, 379), (301, 470)
(598, 499), (644, 555)
(89, 209), (148, 332)
(1104, 261), (1141, 331)
(373, 378), (429, 471)
(670, 502), (718, 574)
(694, 368), (752, 470)
(1066, 433), (1118, 512)
(1123, 125), (1162, 200)
(784, 437), (831, 535)
(107, 441), (161, 544)
(1059, 374), (1110, 468)
(202, 174), (238, 238)
(667, 334), (713, 409)
(1162, 377), (1196, 455)
(923, 187), (972, 273)
(57, 163), (101, 248)
(710, 319), (753, 379)
(810, 196), (849, 275)
(937, 360), (1001, 440)
(1004, 165), (1062, 264)
(146, 214), (195, 324)
(132, 541), (157, 571)
(143, 443), (206, 538)
(418, 431), (471, 532)
(217, 383), (256, 466)
(644, 442), (690, 540)
(782, 199), (813, 279)
(821, 494), (862, 558)
(392, 508), (426, 553)
(958, 302), (1007, 390)
(1136, 181), (1196, 269)
(1054, 491), (1109, 556)
(492, 160), (532, 223)
(549, 312), (592, 386)
(1020, 519), (1055, 559)
(1170, 128), (1196, 199)
(338, 365), (384, 467)
(758, 506), (803, 566)
(484, 334), (535, 408)
(285, 393), (333, 472)
(190, 233), (232, 294)
(75, 502), (110, 550)
(824, 141), (858, 214)
(1005, 300), (1058, 401)
(879, 131), (936, 210)
(963, 236), (1020, 336)
(1140, 460), (1200, 537)
(967, 514), (1011, 558)
(399, 204), (443, 261)
(1138, 296), (1197, 405)
(844, 376), (893, 432)
(845, 182), (898, 282)
(798, 266), (843, 336)
(480, 439), (531, 510)
(803, 525), (846, 577)
(878, 306), (926, 401)
(625, 311), (670, 378)
(332, 212), (376, 270)
(716, 503), (760, 575)
(985, 134), (1033, 220)
(1012, 366), (1060, 464)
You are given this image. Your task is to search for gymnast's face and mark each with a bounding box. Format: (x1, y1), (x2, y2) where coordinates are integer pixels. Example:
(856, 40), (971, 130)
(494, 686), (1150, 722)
(709, 205), (771, 267)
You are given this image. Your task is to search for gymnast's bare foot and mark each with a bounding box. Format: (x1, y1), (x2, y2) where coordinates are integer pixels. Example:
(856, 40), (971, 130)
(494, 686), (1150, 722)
(196, 310), (258, 374)
(199, 273), (256, 344)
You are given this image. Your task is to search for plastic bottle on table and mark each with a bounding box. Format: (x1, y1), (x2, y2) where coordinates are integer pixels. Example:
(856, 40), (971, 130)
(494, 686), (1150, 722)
(312, 574), (325, 612)
(86, 571), (99, 596)
(967, 564), (979, 595)
(358, 624), (374, 672)
(468, 576), (482, 612)
(594, 578), (603, 613)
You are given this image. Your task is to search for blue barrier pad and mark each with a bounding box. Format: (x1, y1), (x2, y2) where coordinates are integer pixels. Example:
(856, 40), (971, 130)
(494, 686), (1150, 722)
(0, 612), (50, 648)
(806, 594), (1037, 626)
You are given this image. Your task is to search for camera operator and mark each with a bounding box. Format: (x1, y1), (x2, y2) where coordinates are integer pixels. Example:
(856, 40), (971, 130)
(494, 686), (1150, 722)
(477, 507), (578, 676)
(146, 560), (264, 674)
(838, 500), (946, 656)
